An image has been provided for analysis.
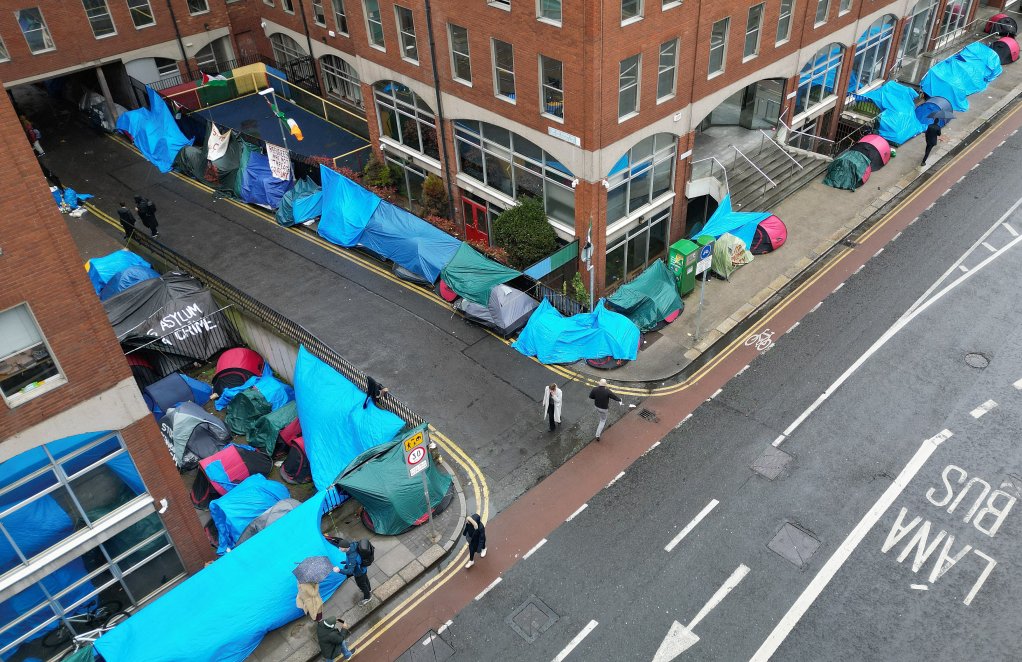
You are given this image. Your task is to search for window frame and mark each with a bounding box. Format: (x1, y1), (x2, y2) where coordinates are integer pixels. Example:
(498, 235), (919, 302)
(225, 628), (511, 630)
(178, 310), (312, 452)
(662, 0), (682, 10)
(312, 0), (326, 25)
(839, 0), (852, 16)
(186, 0), (209, 16)
(605, 134), (677, 227)
(776, 0), (795, 45)
(488, 0), (511, 10)
(363, 0), (386, 49)
(332, 0), (348, 35)
(127, 0), (155, 29)
(849, 14), (896, 94)
(449, 23), (472, 85)
(539, 54), (564, 121)
(82, 0), (117, 39)
(320, 54), (363, 107)
(618, 53), (641, 120)
(656, 39), (678, 102)
(814, 0), (830, 26)
(16, 8), (56, 55)
(537, 0), (562, 25)
(281, 0), (295, 13)
(492, 38), (516, 103)
(744, 3), (764, 61)
(394, 5), (419, 63)
(0, 36), (9, 62)
(621, 0), (643, 25)
(374, 81), (440, 162)
(708, 17), (730, 77)
(794, 43), (844, 117)
(0, 303), (65, 408)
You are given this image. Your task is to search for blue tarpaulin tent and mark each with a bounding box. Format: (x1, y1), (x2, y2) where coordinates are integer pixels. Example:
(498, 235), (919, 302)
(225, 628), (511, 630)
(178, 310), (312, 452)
(275, 177), (322, 226)
(512, 299), (640, 364)
(98, 264), (161, 301)
(861, 82), (927, 144)
(209, 474), (290, 555)
(359, 203), (463, 283)
(115, 87), (193, 173)
(317, 165), (381, 246)
(85, 250), (151, 295)
(293, 346), (405, 491)
(94, 488), (347, 662)
(695, 195), (771, 248)
(240, 151), (293, 210)
(921, 43), (1003, 111)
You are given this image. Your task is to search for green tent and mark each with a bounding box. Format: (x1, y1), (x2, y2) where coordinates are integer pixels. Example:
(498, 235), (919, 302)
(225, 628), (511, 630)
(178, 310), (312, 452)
(336, 425), (454, 535)
(276, 176), (319, 226)
(712, 233), (754, 280)
(606, 259), (684, 331)
(225, 386), (272, 436)
(440, 243), (521, 305)
(823, 150), (870, 191)
(247, 401), (298, 456)
(209, 133), (244, 195)
(173, 144), (208, 180)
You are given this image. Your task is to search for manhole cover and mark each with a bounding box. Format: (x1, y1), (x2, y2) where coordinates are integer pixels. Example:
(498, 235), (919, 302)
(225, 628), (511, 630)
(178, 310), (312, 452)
(751, 446), (792, 480)
(638, 408), (659, 422)
(965, 353), (990, 369)
(767, 522), (821, 569)
(507, 595), (558, 643)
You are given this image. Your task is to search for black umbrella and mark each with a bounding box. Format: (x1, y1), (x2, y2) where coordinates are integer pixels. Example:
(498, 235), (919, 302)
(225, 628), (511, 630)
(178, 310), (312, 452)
(928, 110), (955, 120)
(293, 556), (334, 584)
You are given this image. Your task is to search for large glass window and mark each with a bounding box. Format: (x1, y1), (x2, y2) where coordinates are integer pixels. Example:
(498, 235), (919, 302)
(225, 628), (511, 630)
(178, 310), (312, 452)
(282, 0), (295, 11)
(850, 15), (896, 93)
(333, 0), (348, 34)
(900, 0), (937, 59)
(618, 54), (640, 119)
(839, 0), (852, 14)
(815, 0), (829, 25)
(186, 0), (209, 14)
(935, 0), (973, 49)
(321, 55), (363, 107)
(364, 0), (385, 48)
(492, 39), (516, 101)
(386, 153), (428, 213)
(795, 43), (844, 116)
(539, 0), (561, 23)
(312, 0), (326, 25)
(375, 82), (439, 160)
(540, 55), (563, 120)
(776, 0), (794, 44)
(127, 0), (155, 28)
(621, 0), (642, 23)
(82, 0), (116, 38)
(454, 119), (576, 226)
(744, 4), (764, 60)
(606, 133), (676, 224)
(605, 207), (670, 288)
(657, 39), (678, 101)
(449, 24), (471, 84)
(0, 304), (63, 406)
(395, 6), (418, 62)
(708, 18), (729, 76)
(16, 8), (54, 54)
(270, 32), (307, 65)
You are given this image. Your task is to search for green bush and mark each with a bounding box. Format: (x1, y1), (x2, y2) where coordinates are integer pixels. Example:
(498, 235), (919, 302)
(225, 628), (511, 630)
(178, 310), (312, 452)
(362, 153), (393, 188)
(571, 272), (590, 307)
(492, 197), (558, 269)
(420, 173), (448, 217)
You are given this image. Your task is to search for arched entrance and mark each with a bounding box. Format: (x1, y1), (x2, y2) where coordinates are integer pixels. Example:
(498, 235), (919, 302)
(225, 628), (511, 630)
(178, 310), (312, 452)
(698, 78), (784, 132)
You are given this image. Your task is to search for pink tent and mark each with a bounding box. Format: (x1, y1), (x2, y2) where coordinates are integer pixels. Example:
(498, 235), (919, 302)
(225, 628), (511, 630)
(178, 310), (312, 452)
(853, 135), (891, 171)
(750, 215), (787, 254)
(993, 37), (1020, 65)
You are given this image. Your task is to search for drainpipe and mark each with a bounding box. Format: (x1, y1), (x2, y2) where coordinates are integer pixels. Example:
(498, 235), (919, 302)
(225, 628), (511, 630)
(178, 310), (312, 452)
(164, 0), (193, 79)
(296, 0), (322, 92)
(423, 0), (457, 221)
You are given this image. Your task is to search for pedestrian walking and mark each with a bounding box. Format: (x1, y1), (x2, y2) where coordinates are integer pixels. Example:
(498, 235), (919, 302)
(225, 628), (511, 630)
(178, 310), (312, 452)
(332, 538), (372, 606)
(20, 116), (43, 155)
(117, 202), (138, 241)
(541, 383), (562, 432)
(316, 615), (354, 661)
(134, 195), (159, 238)
(589, 378), (621, 441)
(295, 581), (324, 621)
(921, 120), (945, 166)
(462, 513), (486, 568)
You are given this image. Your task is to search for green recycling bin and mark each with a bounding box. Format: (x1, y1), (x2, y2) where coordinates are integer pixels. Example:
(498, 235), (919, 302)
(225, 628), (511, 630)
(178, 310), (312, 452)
(668, 239), (699, 297)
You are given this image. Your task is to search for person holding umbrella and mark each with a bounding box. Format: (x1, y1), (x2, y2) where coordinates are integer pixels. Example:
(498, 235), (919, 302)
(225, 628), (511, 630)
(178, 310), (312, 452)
(293, 555), (335, 620)
(921, 118), (947, 166)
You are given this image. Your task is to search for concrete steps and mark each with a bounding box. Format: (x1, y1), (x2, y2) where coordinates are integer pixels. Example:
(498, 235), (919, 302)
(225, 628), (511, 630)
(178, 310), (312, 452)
(728, 144), (829, 213)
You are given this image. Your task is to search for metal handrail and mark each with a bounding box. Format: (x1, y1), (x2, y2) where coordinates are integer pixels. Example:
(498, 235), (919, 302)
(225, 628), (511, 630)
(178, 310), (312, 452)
(729, 144), (776, 188)
(689, 156), (731, 195)
(759, 130), (803, 170)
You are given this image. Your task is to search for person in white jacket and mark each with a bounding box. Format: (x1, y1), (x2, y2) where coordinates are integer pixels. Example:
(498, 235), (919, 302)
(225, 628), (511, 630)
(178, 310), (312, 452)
(541, 383), (563, 432)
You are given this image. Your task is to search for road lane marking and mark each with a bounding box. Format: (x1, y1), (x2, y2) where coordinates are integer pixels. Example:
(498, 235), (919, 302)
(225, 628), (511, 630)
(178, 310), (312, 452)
(911, 584), (929, 591)
(832, 282), (845, 293)
(893, 231), (902, 241)
(606, 471), (625, 488)
(474, 577), (501, 601)
(810, 302), (823, 313)
(647, 441), (661, 452)
(964, 551), (997, 605)
(566, 503), (588, 522)
(665, 500), (720, 552)
(853, 264), (864, 274)
(1013, 377), (1022, 390)
(1005, 223), (1019, 236)
(971, 163), (981, 170)
(982, 242), (997, 252)
(437, 620), (452, 634)
(750, 430), (952, 662)
(970, 400), (997, 418)
(711, 388), (723, 399)
(737, 365), (750, 376)
(787, 322), (800, 334)
(873, 248), (884, 257)
(772, 435), (786, 447)
(552, 620), (598, 662)
(959, 265), (969, 273)
(689, 564), (750, 630)
(523, 538), (547, 560)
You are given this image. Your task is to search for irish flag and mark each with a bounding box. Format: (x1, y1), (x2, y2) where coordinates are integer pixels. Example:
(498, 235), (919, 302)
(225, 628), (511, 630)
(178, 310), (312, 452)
(201, 72), (229, 87)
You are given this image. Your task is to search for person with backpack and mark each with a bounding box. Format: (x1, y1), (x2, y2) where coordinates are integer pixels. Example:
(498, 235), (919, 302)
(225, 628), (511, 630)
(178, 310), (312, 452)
(117, 202), (138, 241)
(315, 615), (353, 661)
(332, 538), (373, 606)
(462, 513), (486, 569)
(134, 195), (159, 238)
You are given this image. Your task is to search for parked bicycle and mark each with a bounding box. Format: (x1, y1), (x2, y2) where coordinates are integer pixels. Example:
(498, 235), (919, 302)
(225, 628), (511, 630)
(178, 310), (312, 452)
(42, 600), (130, 651)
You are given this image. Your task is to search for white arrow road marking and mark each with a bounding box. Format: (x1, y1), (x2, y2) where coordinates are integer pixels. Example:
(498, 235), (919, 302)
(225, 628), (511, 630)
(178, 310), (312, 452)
(749, 429), (952, 662)
(652, 564), (750, 661)
(665, 500), (719, 553)
(551, 620), (598, 662)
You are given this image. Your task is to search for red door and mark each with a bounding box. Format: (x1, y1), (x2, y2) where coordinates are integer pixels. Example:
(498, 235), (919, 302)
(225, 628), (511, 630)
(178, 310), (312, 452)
(463, 198), (489, 246)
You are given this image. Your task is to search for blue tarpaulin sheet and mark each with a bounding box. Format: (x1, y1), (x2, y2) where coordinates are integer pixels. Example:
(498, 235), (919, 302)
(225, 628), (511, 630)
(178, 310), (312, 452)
(251, 372), (295, 412)
(861, 81), (918, 111)
(317, 165), (381, 246)
(512, 299), (640, 364)
(215, 364), (270, 411)
(209, 474), (289, 555)
(240, 151), (293, 210)
(694, 195), (770, 248)
(98, 265), (161, 301)
(861, 82), (927, 144)
(86, 250), (151, 295)
(293, 346), (405, 491)
(921, 43), (1002, 112)
(115, 87), (193, 173)
(95, 488), (348, 662)
(359, 202), (463, 283)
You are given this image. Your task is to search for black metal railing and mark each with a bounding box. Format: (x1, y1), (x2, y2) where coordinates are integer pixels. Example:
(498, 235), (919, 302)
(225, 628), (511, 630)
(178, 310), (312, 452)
(529, 281), (587, 316)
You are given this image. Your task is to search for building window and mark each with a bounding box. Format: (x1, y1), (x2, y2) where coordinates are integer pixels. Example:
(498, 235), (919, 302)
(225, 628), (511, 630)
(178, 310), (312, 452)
(935, 0), (973, 49)
(795, 43), (844, 115)
(663, 0), (682, 10)
(386, 153), (430, 213)
(270, 33), (307, 65)
(900, 0), (937, 59)
(312, 0), (326, 25)
(321, 54), (363, 107)
(850, 15), (896, 93)
(449, 24), (471, 84)
(332, 0), (348, 34)
(364, 0), (385, 48)
(743, 4), (763, 60)
(127, 0), (155, 28)
(605, 206), (670, 288)
(708, 17), (729, 76)
(282, 0), (295, 12)
(814, 0), (829, 25)
(618, 54), (640, 119)
(492, 39), (516, 101)
(621, 0), (642, 23)
(82, 0), (116, 38)
(395, 6), (418, 62)
(16, 8), (55, 54)
(264, 0), (274, 5)
(0, 304), (64, 406)
(776, 0), (794, 44)
(186, 0), (209, 14)
(375, 81), (439, 160)
(488, 0), (511, 9)
(454, 119), (576, 227)
(606, 133), (676, 225)
(538, 0), (561, 24)
(0, 37), (8, 62)
(839, 0), (852, 14)
(656, 39), (678, 101)
(539, 55), (563, 120)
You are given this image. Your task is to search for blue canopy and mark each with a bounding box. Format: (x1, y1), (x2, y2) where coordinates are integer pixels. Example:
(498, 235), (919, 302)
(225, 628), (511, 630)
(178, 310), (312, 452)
(861, 82), (926, 144)
(293, 346), (405, 491)
(921, 43), (1003, 112)
(695, 195), (771, 248)
(359, 202), (463, 283)
(209, 474), (290, 555)
(250, 372), (295, 412)
(512, 299), (640, 364)
(861, 81), (918, 112)
(240, 151), (293, 210)
(317, 165), (381, 246)
(115, 87), (193, 173)
(86, 250), (151, 295)
(98, 264), (161, 301)
(95, 488), (347, 662)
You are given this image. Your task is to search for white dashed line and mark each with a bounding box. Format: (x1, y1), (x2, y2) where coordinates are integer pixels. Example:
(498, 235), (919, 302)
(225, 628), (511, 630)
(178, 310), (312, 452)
(1013, 377), (1022, 390)
(971, 400), (998, 418)
(647, 440), (661, 452)
(854, 264), (864, 274)
(959, 265), (969, 273)
(665, 499), (720, 553)
(971, 163), (981, 171)
(911, 584), (929, 591)
(606, 471), (625, 488)
(956, 175), (966, 184)
(926, 202), (936, 211)
(873, 248), (884, 258)
(893, 231), (902, 241)
(474, 577), (501, 601)
(552, 620), (599, 662)
(810, 301), (823, 313)
(833, 282), (845, 293)
(566, 503), (588, 522)
(787, 322), (800, 334)
(711, 388), (723, 399)
(772, 434), (786, 447)
(737, 365), (750, 376)
(523, 538), (547, 560)
(1005, 223), (1019, 236)
(909, 216), (918, 225)
(437, 620), (453, 634)
(941, 189), (951, 197)
(982, 242), (997, 252)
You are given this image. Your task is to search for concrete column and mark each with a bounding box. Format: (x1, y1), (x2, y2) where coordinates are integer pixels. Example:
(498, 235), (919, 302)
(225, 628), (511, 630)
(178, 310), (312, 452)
(95, 66), (118, 130)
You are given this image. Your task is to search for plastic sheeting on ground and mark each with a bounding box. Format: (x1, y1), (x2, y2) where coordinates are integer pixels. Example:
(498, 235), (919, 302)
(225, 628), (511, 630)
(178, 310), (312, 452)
(293, 346), (405, 491)
(115, 87), (193, 173)
(694, 195), (771, 248)
(606, 260), (683, 332)
(240, 151), (293, 210)
(275, 176), (322, 226)
(440, 242), (522, 305)
(209, 474), (290, 555)
(85, 250), (151, 295)
(317, 165), (381, 246)
(860, 82), (927, 144)
(921, 43), (1003, 112)
(512, 299), (640, 364)
(359, 202), (463, 283)
(94, 489), (347, 662)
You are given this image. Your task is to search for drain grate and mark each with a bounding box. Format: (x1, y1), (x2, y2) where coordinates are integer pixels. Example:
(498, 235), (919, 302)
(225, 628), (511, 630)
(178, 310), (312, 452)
(638, 408), (659, 422)
(767, 522), (821, 569)
(751, 446), (793, 480)
(507, 595), (558, 643)
(840, 238), (859, 248)
(965, 352), (990, 369)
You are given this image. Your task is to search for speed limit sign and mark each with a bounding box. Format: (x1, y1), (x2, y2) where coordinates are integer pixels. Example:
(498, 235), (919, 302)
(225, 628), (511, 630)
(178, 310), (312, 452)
(403, 427), (429, 477)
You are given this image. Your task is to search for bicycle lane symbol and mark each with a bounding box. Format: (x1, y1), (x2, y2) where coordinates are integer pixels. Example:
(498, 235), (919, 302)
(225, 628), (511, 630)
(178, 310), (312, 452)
(744, 329), (775, 352)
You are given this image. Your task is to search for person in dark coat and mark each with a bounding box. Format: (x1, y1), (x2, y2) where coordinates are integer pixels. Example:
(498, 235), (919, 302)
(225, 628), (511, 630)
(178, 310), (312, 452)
(134, 195), (159, 238)
(463, 513), (486, 569)
(315, 615), (353, 661)
(117, 202), (138, 241)
(589, 378), (621, 441)
(331, 538), (372, 605)
(921, 120), (945, 166)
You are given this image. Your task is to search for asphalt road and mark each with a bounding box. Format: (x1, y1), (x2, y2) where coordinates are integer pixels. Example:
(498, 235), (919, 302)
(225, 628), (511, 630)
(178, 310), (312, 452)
(435, 120), (1022, 659)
